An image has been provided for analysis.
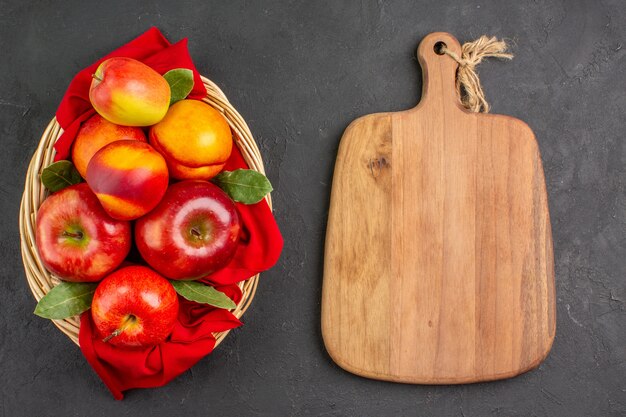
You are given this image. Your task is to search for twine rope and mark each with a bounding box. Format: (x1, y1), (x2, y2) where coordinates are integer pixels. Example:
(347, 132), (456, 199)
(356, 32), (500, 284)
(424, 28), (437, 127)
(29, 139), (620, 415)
(440, 36), (513, 113)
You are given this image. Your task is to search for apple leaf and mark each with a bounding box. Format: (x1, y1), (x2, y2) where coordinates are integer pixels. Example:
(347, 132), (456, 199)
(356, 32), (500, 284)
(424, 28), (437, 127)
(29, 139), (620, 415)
(164, 68), (194, 105)
(34, 282), (97, 319)
(170, 281), (236, 309)
(212, 169), (273, 204)
(41, 160), (82, 192)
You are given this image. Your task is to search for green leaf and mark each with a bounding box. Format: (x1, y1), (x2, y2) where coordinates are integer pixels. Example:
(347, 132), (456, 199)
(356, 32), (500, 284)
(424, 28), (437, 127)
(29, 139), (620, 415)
(34, 282), (97, 319)
(41, 160), (81, 192)
(164, 68), (194, 105)
(171, 280), (236, 309)
(212, 169), (273, 204)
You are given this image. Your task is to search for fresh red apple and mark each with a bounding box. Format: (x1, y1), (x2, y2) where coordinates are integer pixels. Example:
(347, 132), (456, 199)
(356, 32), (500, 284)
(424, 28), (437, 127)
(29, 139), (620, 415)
(86, 140), (169, 221)
(91, 265), (179, 347)
(135, 180), (240, 280)
(72, 113), (146, 179)
(89, 57), (170, 126)
(35, 183), (131, 282)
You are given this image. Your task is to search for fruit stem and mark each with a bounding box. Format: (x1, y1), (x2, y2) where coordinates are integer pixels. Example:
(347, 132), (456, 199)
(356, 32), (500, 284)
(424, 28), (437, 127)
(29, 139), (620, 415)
(190, 227), (203, 240)
(62, 230), (84, 239)
(91, 73), (102, 82)
(102, 314), (136, 343)
(102, 329), (121, 343)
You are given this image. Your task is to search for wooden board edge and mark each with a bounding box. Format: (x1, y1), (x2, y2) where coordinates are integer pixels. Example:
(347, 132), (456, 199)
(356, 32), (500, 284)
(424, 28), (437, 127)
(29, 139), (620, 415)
(322, 330), (555, 384)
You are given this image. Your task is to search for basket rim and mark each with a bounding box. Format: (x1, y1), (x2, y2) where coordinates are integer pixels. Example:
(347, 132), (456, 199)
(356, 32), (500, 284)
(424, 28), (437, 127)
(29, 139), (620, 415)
(19, 75), (270, 347)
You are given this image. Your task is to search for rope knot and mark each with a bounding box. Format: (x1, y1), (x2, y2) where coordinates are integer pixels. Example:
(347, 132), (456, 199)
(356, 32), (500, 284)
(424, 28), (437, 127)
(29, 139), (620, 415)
(440, 36), (513, 113)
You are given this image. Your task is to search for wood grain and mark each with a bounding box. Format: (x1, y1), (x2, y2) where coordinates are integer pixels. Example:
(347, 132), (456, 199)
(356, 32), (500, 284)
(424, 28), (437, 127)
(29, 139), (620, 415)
(322, 32), (555, 384)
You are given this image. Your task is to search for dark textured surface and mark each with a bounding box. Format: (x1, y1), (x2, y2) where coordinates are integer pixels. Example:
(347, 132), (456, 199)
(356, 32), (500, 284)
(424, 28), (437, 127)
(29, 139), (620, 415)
(1, 1), (624, 415)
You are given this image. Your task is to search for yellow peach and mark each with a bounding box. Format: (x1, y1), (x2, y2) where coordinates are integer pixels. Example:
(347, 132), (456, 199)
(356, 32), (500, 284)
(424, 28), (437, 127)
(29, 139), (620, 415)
(71, 114), (146, 178)
(149, 99), (232, 180)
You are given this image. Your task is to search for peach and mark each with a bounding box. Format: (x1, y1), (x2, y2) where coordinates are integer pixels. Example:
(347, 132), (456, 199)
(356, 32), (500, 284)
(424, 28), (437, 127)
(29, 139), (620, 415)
(71, 114), (146, 178)
(150, 138), (224, 180)
(149, 99), (232, 180)
(89, 57), (170, 127)
(86, 140), (168, 220)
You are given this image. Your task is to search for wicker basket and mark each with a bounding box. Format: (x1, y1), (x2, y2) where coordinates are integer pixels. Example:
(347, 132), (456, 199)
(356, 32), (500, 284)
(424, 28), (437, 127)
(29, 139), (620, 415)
(19, 76), (270, 347)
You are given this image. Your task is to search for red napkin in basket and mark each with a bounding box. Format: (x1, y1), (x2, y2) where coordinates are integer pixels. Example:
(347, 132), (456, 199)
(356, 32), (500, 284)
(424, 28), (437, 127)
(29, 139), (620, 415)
(54, 28), (283, 400)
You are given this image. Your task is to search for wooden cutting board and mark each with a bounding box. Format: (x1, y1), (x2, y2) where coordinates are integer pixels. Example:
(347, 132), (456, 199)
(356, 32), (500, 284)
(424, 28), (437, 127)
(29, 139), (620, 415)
(322, 32), (555, 384)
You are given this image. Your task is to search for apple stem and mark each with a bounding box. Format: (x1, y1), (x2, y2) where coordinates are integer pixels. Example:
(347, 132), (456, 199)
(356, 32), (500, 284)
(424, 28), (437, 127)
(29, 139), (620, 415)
(91, 73), (102, 82)
(102, 329), (122, 343)
(102, 314), (136, 343)
(190, 227), (203, 240)
(62, 230), (83, 239)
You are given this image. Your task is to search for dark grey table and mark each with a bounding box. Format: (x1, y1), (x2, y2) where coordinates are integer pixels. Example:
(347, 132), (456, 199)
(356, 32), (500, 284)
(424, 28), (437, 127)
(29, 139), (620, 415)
(1, 1), (624, 416)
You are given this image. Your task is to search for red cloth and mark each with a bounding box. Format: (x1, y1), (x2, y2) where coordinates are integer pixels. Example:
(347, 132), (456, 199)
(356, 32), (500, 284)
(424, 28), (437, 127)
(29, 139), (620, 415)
(79, 285), (243, 400)
(56, 28), (283, 399)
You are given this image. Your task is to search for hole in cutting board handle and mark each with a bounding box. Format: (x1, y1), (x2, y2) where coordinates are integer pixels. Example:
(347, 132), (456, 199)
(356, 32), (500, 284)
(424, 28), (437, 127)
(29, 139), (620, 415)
(434, 41), (447, 55)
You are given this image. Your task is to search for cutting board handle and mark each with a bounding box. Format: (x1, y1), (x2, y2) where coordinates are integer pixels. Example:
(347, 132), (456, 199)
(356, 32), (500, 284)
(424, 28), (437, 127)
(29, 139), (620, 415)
(416, 32), (464, 111)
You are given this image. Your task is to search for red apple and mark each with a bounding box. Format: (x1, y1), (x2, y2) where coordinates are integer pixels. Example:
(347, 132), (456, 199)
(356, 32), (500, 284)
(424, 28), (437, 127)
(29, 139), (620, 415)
(91, 265), (179, 347)
(135, 180), (240, 280)
(35, 183), (131, 282)
(89, 57), (170, 126)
